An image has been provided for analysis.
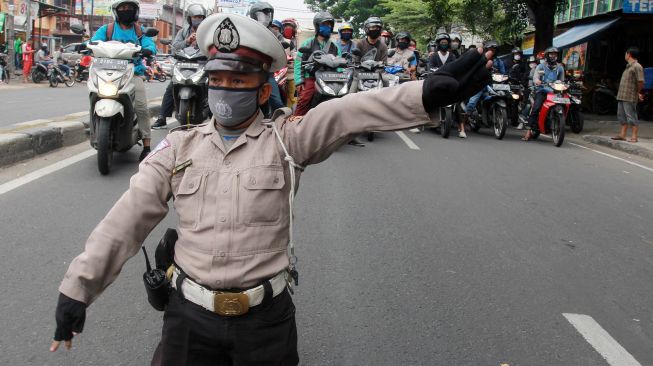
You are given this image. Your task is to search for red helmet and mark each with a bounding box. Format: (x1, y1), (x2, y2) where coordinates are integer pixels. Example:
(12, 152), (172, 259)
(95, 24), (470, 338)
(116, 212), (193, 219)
(281, 18), (298, 38)
(536, 51), (545, 60)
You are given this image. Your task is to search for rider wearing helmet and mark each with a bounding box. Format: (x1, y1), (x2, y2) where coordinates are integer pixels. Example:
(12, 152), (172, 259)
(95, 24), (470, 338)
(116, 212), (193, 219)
(270, 19), (284, 40)
(293, 11), (341, 116)
(517, 55), (542, 129)
(337, 22), (355, 55)
(523, 46), (564, 140)
(92, 0), (157, 161)
(249, 1), (274, 27)
(381, 30), (393, 47)
(506, 47), (526, 81)
(450, 33), (463, 57)
(428, 32), (456, 70)
(153, 3), (207, 130)
(353, 16), (388, 63)
(50, 11), (497, 363)
(387, 31), (417, 79)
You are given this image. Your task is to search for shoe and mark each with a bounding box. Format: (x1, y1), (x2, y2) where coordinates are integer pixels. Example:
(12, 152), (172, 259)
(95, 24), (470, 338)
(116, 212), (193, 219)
(348, 138), (366, 147)
(517, 122), (524, 130)
(459, 130), (467, 138)
(139, 146), (151, 162)
(152, 118), (167, 130)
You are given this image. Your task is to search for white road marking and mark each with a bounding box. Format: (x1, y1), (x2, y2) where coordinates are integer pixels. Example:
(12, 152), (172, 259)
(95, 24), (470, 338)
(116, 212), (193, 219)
(563, 313), (642, 366)
(0, 149), (95, 196)
(395, 131), (420, 150)
(568, 142), (653, 174)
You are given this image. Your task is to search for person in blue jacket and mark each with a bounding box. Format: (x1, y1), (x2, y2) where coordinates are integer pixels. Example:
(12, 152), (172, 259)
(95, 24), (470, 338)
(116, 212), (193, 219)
(92, 0), (157, 161)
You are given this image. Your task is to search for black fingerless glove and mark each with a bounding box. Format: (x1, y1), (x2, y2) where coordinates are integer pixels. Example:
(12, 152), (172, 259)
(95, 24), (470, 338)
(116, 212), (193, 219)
(53, 293), (87, 341)
(422, 50), (491, 113)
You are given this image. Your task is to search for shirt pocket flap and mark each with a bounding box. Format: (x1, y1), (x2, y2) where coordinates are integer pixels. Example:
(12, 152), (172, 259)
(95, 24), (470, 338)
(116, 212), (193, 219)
(242, 167), (285, 190)
(176, 173), (202, 196)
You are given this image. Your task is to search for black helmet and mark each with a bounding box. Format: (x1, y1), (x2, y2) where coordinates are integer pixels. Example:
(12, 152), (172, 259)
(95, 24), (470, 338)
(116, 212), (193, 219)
(512, 47), (522, 54)
(435, 33), (450, 43)
(249, 2), (274, 26)
(484, 40), (499, 49)
(544, 46), (559, 64)
(313, 11), (335, 32)
(363, 16), (383, 32)
(395, 31), (411, 41)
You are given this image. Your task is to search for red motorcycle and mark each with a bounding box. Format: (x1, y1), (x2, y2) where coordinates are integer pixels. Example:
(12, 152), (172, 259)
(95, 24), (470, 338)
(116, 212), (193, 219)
(531, 80), (570, 147)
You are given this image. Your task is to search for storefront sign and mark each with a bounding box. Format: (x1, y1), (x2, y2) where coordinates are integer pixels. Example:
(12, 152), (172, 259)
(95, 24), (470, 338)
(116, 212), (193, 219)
(624, 0), (653, 13)
(217, 0), (244, 8)
(562, 43), (587, 76)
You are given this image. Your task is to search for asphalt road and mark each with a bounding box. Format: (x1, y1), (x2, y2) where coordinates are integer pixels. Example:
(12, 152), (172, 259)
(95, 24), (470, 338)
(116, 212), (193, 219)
(0, 81), (168, 127)
(0, 124), (651, 365)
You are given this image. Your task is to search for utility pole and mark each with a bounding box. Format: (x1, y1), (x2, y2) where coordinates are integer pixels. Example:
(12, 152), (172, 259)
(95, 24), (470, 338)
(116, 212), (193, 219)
(89, 0), (94, 35)
(171, 0), (176, 40)
(6, 2), (16, 74)
(26, 0), (32, 47)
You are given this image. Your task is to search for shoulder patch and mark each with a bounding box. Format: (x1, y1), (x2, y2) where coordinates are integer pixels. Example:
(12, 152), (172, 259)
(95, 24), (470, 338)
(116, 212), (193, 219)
(145, 138), (171, 161)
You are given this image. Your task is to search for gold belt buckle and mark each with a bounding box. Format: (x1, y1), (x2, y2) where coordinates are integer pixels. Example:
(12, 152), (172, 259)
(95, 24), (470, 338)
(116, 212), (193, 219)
(214, 292), (249, 316)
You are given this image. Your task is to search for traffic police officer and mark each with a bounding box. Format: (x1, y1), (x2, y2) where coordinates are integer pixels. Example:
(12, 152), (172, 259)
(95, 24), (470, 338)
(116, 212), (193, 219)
(50, 13), (494, 365)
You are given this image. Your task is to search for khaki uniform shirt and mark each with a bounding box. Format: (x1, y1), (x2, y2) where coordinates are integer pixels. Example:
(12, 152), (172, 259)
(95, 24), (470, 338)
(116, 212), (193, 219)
(387, 48), (415, 70)
(60, 81), (432, 305)
(617, 60), (644, 103)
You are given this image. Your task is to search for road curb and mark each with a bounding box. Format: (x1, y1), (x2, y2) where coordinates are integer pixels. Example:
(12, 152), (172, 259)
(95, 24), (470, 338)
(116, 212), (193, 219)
(582, 135), (653, 160)
(0, 101), (162, 168)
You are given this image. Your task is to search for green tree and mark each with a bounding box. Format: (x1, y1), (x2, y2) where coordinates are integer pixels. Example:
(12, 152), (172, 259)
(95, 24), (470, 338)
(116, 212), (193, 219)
(381, 0), (461, 43)
(459, 0), (529, 45)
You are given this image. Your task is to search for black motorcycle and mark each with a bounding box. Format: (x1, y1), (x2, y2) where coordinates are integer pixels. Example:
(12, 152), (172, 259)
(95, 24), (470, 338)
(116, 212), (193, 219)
(567, 77), (584, 133)
(466, 73), (511, 140)
(48, 63), (75, 87)
(31, 62), (49, 83)
(170, 46), (209, 126)
(299, 46), (352, 108)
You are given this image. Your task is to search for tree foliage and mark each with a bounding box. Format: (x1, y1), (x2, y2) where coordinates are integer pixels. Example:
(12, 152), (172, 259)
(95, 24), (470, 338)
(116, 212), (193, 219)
(304, 0), (390, 32)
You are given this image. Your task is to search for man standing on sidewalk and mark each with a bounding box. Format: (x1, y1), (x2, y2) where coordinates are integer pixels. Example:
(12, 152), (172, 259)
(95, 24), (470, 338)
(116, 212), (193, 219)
(14, 36), (22, 70)
(612, 47), (644, 143)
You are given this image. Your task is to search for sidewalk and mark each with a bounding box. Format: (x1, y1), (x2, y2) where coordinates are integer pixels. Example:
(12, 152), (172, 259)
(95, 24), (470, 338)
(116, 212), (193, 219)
(578, 113), (653, 160)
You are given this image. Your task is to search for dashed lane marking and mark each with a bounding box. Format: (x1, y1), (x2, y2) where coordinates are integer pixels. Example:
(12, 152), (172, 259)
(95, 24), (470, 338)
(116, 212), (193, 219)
(0, 149), (96, 196)
(563, 313), (642, 366)
(395, 131), (420, 150)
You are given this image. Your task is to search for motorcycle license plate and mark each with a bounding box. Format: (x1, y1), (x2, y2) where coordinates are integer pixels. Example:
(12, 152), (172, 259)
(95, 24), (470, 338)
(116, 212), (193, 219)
(177, 62), (199, 69)
(492, 83), (510, 91)
(320, 72), (348, 82)
(358, 72), (379, 80)
(94, 58), (128, 70)
(553, 97), (570, 104)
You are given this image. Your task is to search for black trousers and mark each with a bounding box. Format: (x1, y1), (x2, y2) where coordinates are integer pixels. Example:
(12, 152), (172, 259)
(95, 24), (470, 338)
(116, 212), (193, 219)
(528, 90), (548, 130)
(151, 288), (298, 366)
(160, 82), (175, 119)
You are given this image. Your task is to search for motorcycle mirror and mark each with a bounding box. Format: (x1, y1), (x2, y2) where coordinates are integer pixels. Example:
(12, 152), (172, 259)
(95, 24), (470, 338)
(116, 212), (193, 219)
(70, 24), (85, 35)
(160, 39), (172, 45)
(144, 27), (159, 37)
(281, 41), (290, 49)
(388, 49), (396, 57)
(298, 46), (311, 54)
(351, 48), (362, 57)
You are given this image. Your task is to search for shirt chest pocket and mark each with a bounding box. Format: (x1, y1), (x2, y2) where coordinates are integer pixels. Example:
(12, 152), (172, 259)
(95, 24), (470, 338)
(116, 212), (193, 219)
(237, 166), (286, 226)
(173, 172), (205, 229)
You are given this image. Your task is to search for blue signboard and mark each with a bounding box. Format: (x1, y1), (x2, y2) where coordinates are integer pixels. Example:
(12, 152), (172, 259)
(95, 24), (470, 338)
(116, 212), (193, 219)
(623, 0), (653, 13)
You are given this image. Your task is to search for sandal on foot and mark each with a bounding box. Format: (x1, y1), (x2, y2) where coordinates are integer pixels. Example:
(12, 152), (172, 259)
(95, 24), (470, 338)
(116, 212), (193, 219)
(628, 138), (638, 143)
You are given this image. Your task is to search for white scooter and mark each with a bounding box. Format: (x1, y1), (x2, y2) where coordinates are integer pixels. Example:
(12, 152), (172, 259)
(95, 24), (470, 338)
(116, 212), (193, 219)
(71, 24), (158, 174)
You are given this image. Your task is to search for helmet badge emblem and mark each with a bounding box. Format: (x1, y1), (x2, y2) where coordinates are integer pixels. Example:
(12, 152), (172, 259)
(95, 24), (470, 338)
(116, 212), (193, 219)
(215, 18), (240, 53)
(214, 97), (233, 119)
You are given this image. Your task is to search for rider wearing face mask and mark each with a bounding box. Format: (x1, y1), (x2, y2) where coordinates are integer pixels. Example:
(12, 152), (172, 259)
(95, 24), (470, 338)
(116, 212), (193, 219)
(450, 33), (463, 57)
(387, 32), (418, 79)
(153, 3), (207, 130)
(523, 46), (564, 140)
(337, 23), (355, 55)
(249, 1), (274, 27)
(353, 17), (388, 63)
(428, 33), (457, 70)
(51, 13), (495, 362)
(90, 0), (157, 161)
(293, 11), (341, 116)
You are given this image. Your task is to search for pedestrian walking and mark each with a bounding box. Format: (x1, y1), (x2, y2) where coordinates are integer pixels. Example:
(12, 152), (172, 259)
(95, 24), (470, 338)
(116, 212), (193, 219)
(22, 40), (35, 83)
(612, 46), (645, 143)
(14, 36), (23, 70)
(49, 13), (493, 364)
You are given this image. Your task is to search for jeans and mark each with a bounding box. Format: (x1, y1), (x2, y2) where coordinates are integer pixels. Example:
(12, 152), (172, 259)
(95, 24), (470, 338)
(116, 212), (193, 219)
(159, 82), (175, 119)
(465, 89), (484, 113)
(15, 53), (22, 69)
(59, 64), (71, 77)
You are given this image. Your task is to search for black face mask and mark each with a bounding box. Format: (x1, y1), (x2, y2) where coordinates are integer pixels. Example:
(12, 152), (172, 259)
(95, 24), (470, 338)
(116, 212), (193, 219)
(117, 9), (137, 25)
(367, 29), (381, 39)
(398, 41), (409, 50)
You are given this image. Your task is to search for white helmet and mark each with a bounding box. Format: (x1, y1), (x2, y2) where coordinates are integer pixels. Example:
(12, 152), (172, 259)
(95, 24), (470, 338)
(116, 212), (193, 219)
(111, 0), (140, 25)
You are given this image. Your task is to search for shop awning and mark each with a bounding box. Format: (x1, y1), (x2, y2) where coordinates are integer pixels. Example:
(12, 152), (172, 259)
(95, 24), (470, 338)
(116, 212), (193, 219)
(36, 1), (69, 18)
(523, 17), (620, 55)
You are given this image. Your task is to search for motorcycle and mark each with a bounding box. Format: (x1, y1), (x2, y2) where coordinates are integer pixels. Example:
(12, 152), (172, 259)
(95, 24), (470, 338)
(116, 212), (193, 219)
(567, 77), (584, 133)
(299, 46), (352, 108)
(350, 48), (385, 141)
(465, 73), (511, 140)
(529, 80), (570, 147)
(0, 52), (9, 84)
(419, 67), (457, 139)
(31, 62), (49, 83)
(74, 52), (92, 82)
(171, 45), (209, 126)
(591, 78), (617, 115)
(76, 26), (159, 175)
(48, 63), (75, 87)
(146, 60), (166, 82)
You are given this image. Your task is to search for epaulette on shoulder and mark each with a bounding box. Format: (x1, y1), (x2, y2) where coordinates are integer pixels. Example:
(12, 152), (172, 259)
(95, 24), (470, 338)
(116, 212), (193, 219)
(169, 122), (209, 134)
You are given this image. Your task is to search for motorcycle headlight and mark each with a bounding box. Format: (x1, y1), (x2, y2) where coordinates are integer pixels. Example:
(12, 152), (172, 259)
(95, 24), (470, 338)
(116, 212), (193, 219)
(338, 83), (348, 96)
(492, 74), (508, 82)
(511, 93), (520, 100)
(190, 69), (206, 83)
(551, 82), (569, 92)
(317, 79), (336, 95)
(173, 67), (185, 83)
(98, 78), (119, 97)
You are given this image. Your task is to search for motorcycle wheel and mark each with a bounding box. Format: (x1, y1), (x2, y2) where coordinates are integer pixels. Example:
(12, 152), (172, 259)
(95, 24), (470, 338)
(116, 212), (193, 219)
(64, 76), (75, 87)
(178, 99), (192, 126)
(49, 73), (58, 88)
(97, 117), (114, 175)
(440, 107), (452, 139)
(32, 70), (42, 83)
(158, 74), (167, 82)
(367, 132), (375, 142)
(570, 107), (584, 133)
(551, 106), (565, 147)
(493, 104), (507, 140)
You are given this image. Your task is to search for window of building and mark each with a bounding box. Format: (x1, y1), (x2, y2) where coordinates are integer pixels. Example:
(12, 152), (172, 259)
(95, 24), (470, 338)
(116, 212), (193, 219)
(582, 0), (595, 16)
(596, 0), (610, 12)
(569, 0), (582, 19)
(612, 0), (623, 9)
